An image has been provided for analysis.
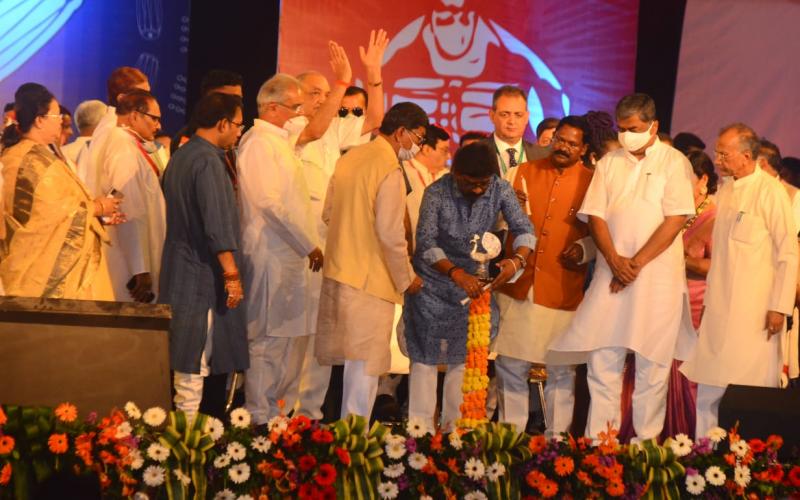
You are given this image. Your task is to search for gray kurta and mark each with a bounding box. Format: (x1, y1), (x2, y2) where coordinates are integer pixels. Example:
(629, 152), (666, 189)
(160, 136), (248, 374)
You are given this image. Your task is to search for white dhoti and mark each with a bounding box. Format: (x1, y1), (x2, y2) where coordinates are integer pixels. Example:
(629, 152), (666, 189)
(173, 310), (214, 420)
(245, 335), (309, 424)
(694, 383), (727, 439)
(342, 359), (379, 419)
(587, 347), (671, 441)
(408, 362), (464, 432)
(288, 334), (332, 420)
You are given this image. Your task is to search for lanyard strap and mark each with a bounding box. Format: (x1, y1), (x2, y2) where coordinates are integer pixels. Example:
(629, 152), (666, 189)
(125, 129), (161, 178)
(494, 142), (525, 176)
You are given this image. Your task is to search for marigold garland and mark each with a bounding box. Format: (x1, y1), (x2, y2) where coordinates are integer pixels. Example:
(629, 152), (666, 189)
(458, 290), (491, 428)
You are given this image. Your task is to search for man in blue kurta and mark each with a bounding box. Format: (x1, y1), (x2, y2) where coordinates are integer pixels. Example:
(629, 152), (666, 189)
(160, 93), (249, 419)
(403, 142), (536, 431)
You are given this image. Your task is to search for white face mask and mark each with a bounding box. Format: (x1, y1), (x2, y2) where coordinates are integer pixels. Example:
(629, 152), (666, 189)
(283, 115), (308, 137)
(398, 130), (421, 161)
(618, 122), (654, 153)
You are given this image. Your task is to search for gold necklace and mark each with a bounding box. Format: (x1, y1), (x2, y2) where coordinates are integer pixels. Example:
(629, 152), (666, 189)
(683, 196), (710, 232)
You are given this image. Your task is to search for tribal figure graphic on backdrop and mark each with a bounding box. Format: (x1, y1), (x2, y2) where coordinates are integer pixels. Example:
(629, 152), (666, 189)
(382, 0), (569, 140)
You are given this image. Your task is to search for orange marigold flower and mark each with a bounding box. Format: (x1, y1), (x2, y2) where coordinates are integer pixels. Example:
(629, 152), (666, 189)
(0, 407), (7, 426)
(528, 435), (546, 454)
(0, 463), (11, 485)
(554, 456), (574, 476)
(538, 479), (559, 498)
(48, 434), (68, 454)
(606, 478), (625, 497)
(54, 403), (78, 423)
(0, 436), (15, 455)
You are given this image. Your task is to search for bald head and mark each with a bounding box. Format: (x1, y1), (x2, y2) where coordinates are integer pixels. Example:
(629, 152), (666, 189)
(296, 71), (330, 116)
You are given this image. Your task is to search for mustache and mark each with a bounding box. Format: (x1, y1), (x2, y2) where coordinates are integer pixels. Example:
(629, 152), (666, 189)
(553, 150), (570, 158)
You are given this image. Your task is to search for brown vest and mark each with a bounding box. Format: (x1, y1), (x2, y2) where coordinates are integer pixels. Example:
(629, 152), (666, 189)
(498, 157), (593, 310)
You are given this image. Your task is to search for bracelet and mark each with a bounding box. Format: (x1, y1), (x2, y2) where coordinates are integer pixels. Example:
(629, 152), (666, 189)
(335, 79), (350, 87)
(513, 253), (527, 268)
(447, 266), (461, 279)
(368, 81), (382, 87)
(223, 271), (240, 281)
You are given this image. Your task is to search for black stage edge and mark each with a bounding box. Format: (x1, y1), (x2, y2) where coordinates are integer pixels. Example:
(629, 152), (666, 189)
(634, 0), (688, 134)
(187, 0), (281, 127)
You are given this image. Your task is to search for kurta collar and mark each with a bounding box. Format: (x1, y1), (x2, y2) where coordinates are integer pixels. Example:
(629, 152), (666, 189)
(732, 164), (762, 189)
(252, 118), (289, 139)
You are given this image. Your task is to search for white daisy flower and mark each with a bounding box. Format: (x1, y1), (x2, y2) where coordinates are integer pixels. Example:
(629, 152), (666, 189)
(129, 449), (144, 470)
(124, 401), (141, 420)
(115, 421), (133, 439)
(464, 491), (488, 500)
(146, 443), (170, 462)
(734, 465), (751, 488)
(142, 465), (166, 487)
(213, 490), (235, 500)
(251, 436), (272, 453)
(226, 441), (247, 461)
(229, 408), (252, 429)
(706, 427), (727, 444)
(464, 457), (486, 480)
(730, 439), (749, 458)
(406, 417), (428, 438)
(685, 473), (706, 495)
(142, 407), (167, 427)
(486, 462), (506, 481)
(213, 453), (231, 469)
(228, 463), (251, 484)
(705, 465), (726, 486)
(384, 433), (404, 446)
(204, 417), (225, 442)
(407, 452), (428, 470)
(385, 441), (407, 460)
(669, 433), (693, 457)
(267, 416), (288, 434)
(173, 469), (191, 486)
(383, 463), (405, 478)
(377, 481), (399, 499)
(448, 432), (463, 450)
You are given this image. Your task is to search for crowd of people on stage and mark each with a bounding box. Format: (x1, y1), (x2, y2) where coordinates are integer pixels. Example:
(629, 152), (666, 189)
(2, 27), (799, 444)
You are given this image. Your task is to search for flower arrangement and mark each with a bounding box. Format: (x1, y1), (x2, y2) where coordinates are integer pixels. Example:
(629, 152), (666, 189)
(459, 290), (491, 429)
(3, 402), (800, 500)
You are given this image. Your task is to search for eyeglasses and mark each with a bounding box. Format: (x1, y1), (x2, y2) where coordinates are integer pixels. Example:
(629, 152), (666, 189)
(338, 107), (364, 118)
(407, 129), (426, 145)
(227, 119), (244, 130)
(275, 102), (303, 114)
(552, 135), (582, 150)
(456, 175), (492, 191)
(41, 113), (64, 120)
(137, 110), (162, 123)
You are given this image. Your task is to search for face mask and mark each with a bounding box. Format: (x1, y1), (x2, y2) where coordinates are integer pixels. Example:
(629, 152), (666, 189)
(283, 115), (308, 137)
(618, 122), (654, 152)
(397, 130), (421, 161)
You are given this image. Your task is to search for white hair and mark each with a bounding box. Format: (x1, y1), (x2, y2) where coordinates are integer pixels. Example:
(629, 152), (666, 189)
(74, 99), (107, 132)
(256, 73), (302, 113)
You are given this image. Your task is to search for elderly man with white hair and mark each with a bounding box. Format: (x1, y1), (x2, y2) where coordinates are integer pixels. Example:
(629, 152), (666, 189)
(62, 99), (107, 175)
(238, 74), (323, 425)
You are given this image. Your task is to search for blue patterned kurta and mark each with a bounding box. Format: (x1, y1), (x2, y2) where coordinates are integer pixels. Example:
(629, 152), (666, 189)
(159, 136), (248, 374)
(404, 174), (536, 365)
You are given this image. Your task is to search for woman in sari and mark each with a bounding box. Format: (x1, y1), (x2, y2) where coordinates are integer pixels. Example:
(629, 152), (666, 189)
(0, 83), (121, 300)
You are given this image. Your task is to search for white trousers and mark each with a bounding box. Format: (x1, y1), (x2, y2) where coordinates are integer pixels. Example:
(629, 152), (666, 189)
(587, 347), (670, 441)
(341, 359), (379, 419)
(245, 335), (308, 425)
(286, 334), (331, 420)
(695, 383), (727, 439)
(173, 310), (214, 420)
(408, 362), (464, 432)
(496, 355), (575, 437)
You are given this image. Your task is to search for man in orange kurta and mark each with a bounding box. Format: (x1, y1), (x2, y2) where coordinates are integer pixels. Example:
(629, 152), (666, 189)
(494, 115), (595, 435)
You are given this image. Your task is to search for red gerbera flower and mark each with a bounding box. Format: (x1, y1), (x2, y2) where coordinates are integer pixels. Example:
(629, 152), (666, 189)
(748, 438), (766, 454)
(311, 428), (334, 444)
(788, 465), (800, 487)
(297, 482), (318, 500)
(768, 465), (784, 483)
(314, 463), (337, 486)
(298, 454), (317, 472)
(335, 447), (351, 466)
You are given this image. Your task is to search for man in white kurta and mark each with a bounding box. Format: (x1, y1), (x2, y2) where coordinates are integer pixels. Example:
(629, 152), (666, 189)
(681, 124), (799, 437)
(547, 94), (695, 441)
(95, 91), (166, 302)
(239, 74), (323, 425)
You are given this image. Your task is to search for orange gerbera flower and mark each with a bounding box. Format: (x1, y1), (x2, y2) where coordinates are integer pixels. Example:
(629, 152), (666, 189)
(526, 470), (545, 488)
(0, 436), (15, 455)
(48, 433), (68, 454)
(606, 478), (625, 497)
(528, 435), (546, 454)
(576, 470), (593, 486)
(0, 463), (11, 485)
(54, 403), (78, 423)
(554, 456), (574, 476)
(0, 407), (7, 426)
(538, 479), (559, 498)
